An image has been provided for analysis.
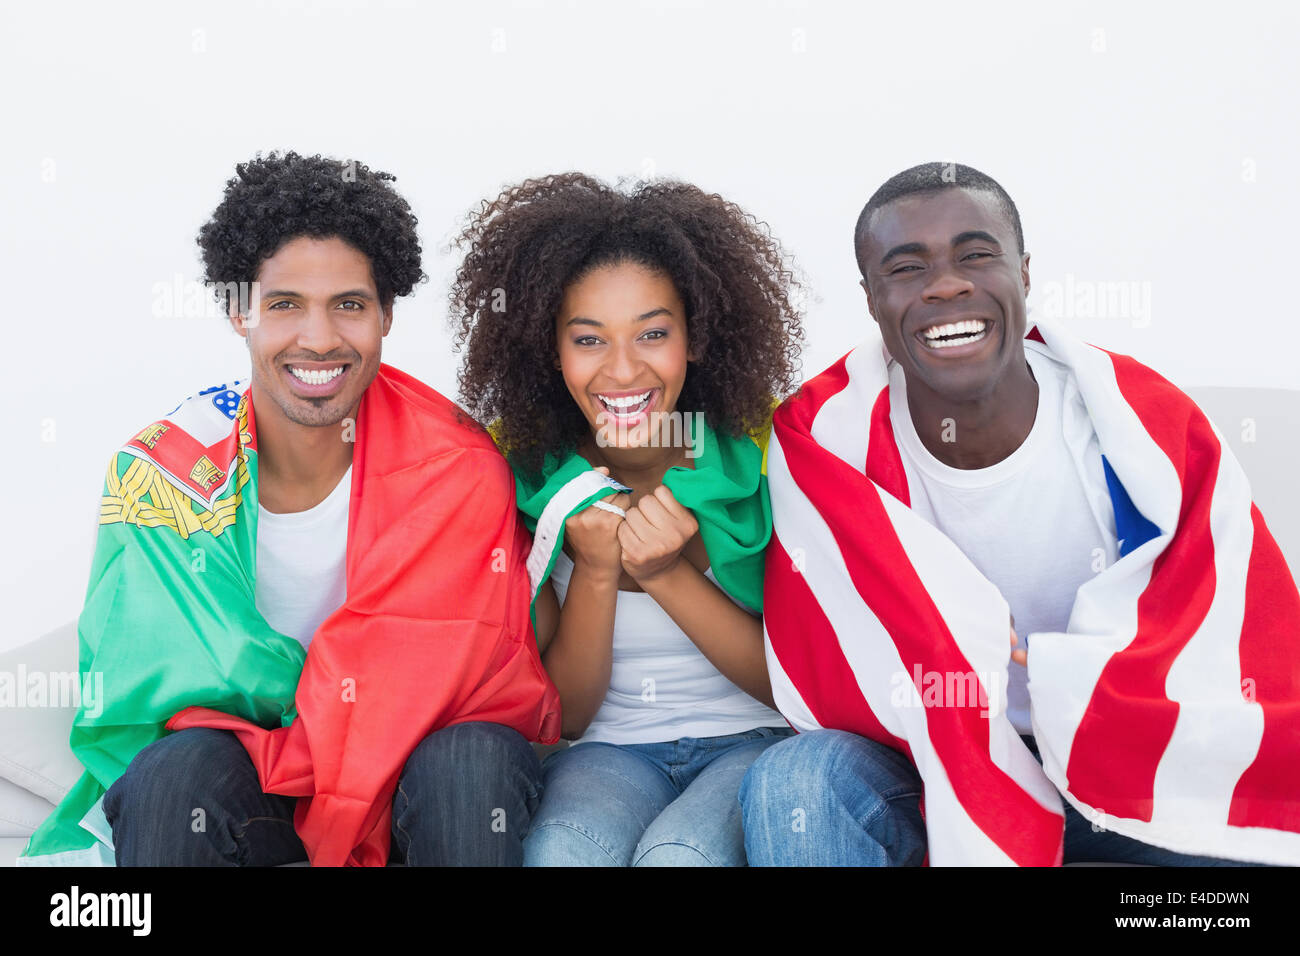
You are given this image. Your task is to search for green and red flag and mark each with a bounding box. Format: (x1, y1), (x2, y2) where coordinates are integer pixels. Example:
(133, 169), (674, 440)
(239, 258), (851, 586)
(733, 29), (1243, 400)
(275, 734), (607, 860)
(21, 365), (560, 866)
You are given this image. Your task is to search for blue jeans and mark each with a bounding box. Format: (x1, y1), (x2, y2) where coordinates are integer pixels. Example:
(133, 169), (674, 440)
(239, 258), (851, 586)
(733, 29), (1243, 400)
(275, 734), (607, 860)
(739, 729), (1252, 866)
(103, 722), (542, 866)
(523, 727), (795, 867)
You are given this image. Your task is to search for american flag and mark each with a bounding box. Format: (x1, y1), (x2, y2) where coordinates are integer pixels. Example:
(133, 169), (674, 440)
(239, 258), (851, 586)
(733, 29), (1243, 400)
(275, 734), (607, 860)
(763, 316), (1300, 866)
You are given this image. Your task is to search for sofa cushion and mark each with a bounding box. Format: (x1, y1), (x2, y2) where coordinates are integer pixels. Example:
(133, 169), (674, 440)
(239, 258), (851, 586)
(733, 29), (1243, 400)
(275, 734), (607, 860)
(0, 838), (28, 869)
(0, 776), (57, 839)
(0, 622), (85, 805)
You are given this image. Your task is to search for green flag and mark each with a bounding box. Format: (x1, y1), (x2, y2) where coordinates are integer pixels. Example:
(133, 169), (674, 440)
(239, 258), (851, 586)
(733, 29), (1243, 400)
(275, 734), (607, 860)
(507, 414), (773, 620)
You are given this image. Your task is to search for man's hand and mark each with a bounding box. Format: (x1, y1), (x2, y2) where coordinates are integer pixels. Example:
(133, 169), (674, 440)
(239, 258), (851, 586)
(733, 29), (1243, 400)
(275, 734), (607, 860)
(563, 466), (625, 580)
(1010, 625), (1027, 666)
(618, 484), (699, 584)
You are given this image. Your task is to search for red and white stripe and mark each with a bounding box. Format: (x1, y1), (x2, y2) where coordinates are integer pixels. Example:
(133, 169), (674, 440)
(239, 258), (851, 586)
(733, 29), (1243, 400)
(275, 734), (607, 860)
(764, 316), (1300, 866)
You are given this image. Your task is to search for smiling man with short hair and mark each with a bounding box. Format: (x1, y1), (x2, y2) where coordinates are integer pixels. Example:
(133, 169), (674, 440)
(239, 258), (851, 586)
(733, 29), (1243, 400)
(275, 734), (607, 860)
(20, 152), (560, 868)
(742, 162), (1300, 867)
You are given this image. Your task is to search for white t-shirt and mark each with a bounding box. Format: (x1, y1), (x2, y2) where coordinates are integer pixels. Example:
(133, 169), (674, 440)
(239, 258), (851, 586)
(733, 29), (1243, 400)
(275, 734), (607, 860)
(253, 465), (352, 649)
(888, 347), (1120, 735)
(549, 549), (787, 746)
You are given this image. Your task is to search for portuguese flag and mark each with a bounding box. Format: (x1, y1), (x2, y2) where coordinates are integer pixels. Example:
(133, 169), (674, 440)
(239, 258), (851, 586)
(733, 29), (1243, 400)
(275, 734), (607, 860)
(20, 365), (560, 867)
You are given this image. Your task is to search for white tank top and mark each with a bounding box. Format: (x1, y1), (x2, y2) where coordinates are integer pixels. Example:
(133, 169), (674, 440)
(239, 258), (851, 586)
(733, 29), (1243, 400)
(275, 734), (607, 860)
(549, 549), (787, 745)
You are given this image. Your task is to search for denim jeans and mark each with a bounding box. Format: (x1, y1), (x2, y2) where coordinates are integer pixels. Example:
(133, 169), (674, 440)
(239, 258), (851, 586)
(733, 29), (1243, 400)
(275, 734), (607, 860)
(523, 726), (795, 867)
(738, 729), (1252, 866)
(103, 722), (542, 865)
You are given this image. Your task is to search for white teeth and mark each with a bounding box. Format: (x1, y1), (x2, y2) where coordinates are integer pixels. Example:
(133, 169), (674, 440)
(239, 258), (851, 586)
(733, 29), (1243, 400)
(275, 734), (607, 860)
(923, 319), (987, 341)
(597, 390), (652, 410)
(922, 319), (990, 349)
(289, 366), (344, 385)
(926, 334), (984, 349)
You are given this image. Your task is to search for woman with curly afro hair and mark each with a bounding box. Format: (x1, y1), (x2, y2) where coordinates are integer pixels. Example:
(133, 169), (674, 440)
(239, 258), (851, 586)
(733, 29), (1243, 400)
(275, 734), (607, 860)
(451, 172), (805, 866)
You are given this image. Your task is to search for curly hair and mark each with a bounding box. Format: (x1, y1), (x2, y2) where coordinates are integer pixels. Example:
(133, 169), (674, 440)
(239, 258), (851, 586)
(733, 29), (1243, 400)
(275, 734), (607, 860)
(198, 151), (425, 314)
(450, 172), (804, 475)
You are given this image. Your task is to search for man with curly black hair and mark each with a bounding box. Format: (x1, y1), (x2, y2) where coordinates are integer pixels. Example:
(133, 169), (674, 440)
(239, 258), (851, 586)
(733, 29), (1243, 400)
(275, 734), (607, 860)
(195, 152), (426, 446)
(21, 152), (559, 868)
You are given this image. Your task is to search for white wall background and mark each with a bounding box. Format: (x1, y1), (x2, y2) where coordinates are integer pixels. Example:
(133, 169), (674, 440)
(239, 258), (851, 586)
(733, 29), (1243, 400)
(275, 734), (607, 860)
(2, 0), (1296, 651)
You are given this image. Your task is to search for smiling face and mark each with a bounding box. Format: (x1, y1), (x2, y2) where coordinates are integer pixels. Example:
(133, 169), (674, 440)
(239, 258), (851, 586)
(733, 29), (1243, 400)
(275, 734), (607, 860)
(859, 187), (1031, 404)
(231, 235), (392, 429)
(555, 261), (693, 451)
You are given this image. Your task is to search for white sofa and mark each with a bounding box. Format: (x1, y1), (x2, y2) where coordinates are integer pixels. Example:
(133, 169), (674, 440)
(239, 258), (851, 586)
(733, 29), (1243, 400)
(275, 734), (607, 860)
(3, 386), (1296, 866)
